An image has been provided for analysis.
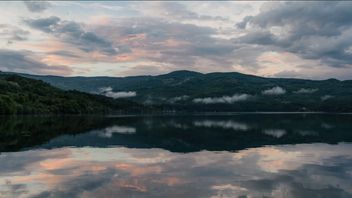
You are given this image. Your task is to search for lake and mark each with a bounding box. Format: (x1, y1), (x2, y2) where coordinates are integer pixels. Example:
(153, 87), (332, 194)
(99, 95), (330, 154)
(0, 114), (352, 197)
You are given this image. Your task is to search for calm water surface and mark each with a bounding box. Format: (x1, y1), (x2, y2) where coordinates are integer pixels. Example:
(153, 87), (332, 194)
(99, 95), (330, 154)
(0, 114), (352, 197)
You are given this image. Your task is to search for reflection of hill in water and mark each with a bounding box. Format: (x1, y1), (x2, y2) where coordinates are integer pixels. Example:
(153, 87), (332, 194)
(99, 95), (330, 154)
(1, 114), (352, 152)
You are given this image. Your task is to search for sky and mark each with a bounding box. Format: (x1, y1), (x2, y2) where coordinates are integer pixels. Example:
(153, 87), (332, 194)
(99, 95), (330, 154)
(0, 1), (352, 79)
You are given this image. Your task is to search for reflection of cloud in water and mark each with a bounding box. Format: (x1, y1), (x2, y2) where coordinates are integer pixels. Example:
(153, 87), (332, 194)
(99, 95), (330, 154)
(99, 125), (136, 138)
(194, 120), (249, 131)
(1, 144), (352, 197)
(263, 129), (287, 138)
(211, 184), (248, 197)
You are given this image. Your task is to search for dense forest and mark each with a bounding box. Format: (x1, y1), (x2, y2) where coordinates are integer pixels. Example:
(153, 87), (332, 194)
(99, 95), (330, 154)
(0, 73), (148, 114)
(1, 71), (352, 114)
(21, 70), (352, 112)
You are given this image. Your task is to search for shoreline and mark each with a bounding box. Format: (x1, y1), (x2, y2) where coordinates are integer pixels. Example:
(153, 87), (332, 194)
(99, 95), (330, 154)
(1, 111), (351, 118)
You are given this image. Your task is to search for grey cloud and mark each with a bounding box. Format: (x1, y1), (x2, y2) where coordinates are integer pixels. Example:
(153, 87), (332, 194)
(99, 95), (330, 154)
(157, 2), (228, 21)
(95, 17), (236, 70)
(115, 17), (216, 41)
(0, 24), (29, 43)
(120, 65), (179, 77)
(294, 88), (318, 94)
(10, 30), (29, 41)
(169, 95), (189, 103)
(25, 16), (119, 55)
(98, 87), (136, 99)
(49, 50), (81, 58)
(25, 16), (60, 33)
(262, 86), (286, 95)
(246, 2), (352, 37)
(237, 31), (276, 45)
(193, 94), (251, 104)
(230, 44), (271, 70)
(236, 2), (352, 68)
(263, 129), (287, 138)
(236, 16), (253, 29)
(0, 50), (72, 75)
(321, 95), (334, 101)
(24, 1), (51, 13)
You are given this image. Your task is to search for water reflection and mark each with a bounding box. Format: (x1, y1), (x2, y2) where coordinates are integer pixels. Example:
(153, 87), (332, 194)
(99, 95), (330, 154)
(99, 125), (136, 138)
(1, 143), (352, 197)
(263, 129), (287, 138)
(193, 120), (249, 131)
(0, 114), (352, 152)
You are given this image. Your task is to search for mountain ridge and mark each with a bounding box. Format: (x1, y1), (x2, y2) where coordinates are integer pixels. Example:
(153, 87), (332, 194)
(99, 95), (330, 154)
(5, 70), (345, 81)
(3, 70), (352, 112)
(0, 72), (148, 114)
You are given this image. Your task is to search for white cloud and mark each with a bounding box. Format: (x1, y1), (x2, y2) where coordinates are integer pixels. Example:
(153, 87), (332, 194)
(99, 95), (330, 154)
(24, 1), (51, 13)
(169, 95), (189, 103)
(262, 86), (286, 95)
(99, 125), (136, 138)
(1, 2), (351, 79)
(294, 88), (318, 94)
(263, 129), (286, 138)
(98, 87), (136, 99)
(193, 94), (250, 104)
(321, 95), (334, 101)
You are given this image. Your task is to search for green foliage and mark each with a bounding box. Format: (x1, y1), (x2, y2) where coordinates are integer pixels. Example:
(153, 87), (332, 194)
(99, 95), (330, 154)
(0, 73), (149, 115)
(20, 70), (352, 112)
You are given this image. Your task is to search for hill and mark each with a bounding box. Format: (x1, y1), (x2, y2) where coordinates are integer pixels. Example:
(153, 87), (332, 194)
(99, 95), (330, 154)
(0, 73), (147, 114)
(19, 70), (352, 112)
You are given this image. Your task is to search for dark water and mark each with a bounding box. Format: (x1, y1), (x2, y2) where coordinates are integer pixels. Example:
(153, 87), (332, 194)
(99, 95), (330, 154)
(0, 114), (352, 197)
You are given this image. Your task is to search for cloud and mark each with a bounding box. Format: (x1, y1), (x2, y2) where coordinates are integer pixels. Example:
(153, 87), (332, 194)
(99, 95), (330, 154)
(99, 125), (136, 138)
(236, 16), (253, 29)
(294, 88), (318, 94)
(321, 95), (334, 101)
(25, 16), (61, 33)
(262, 86), (286, 95)
(0, 2), (351, 78)
(236, 1), (352, 68)
(0, 49), (72, 75)
(25, 16), (119, 55)
(193, 94), (251, 104)
(168, 95), (189, 103)
(0, 24), (29, 43)
(98, 87), (136, 99)
(144, 2), (229, 22)
(91, 17), (237, 71)
(238, 31), (276, 45)
(263, 129), (286, 138)
(24, 1), (51, 12)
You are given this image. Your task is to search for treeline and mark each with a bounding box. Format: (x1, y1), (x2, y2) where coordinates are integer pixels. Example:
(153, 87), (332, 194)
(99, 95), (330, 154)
(0, 74), (149, 114)
(1, 72), (351, 114)
(22, 70), (352, 113)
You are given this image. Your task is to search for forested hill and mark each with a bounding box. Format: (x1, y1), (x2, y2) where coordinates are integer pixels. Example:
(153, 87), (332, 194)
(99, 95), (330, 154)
(0, 73), (145, 114)
(20, 70), (352, 112)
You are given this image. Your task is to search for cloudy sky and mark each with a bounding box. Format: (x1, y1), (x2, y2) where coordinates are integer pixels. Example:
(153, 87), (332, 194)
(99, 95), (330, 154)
(0, 1), (352, 79)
